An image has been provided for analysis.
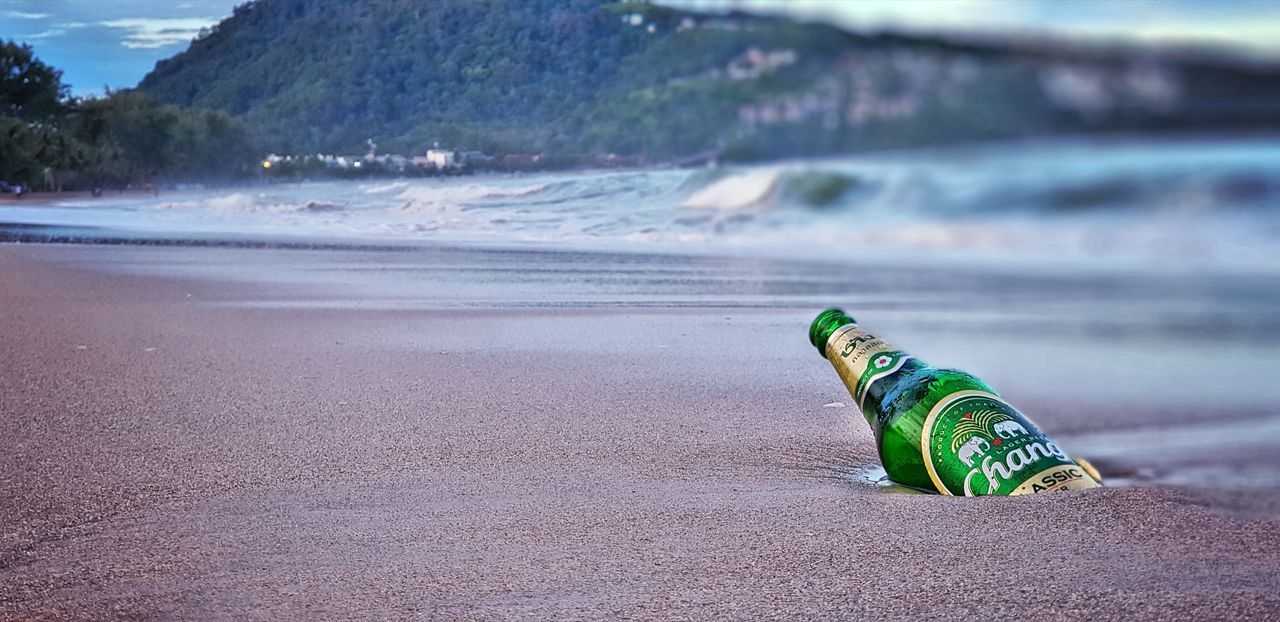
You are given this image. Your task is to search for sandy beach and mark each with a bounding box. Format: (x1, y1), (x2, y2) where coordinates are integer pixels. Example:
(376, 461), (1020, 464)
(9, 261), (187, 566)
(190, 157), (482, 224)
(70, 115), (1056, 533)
(5, 0), (1280, 612)
(2, 239), (1278, 620)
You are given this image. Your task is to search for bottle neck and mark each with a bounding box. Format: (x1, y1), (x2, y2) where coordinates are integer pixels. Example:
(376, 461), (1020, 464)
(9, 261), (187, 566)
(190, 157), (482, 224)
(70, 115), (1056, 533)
(821, 322), (922, 424)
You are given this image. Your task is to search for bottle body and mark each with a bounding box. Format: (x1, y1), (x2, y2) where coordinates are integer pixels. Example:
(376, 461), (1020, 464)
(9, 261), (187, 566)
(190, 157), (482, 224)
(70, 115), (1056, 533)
(811, 310), (1100, 496)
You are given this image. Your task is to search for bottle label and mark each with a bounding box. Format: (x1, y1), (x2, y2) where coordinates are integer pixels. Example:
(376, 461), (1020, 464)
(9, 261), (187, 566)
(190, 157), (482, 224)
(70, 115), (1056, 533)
(824, 324), (912, 410)
(921, 390), (1100, 495)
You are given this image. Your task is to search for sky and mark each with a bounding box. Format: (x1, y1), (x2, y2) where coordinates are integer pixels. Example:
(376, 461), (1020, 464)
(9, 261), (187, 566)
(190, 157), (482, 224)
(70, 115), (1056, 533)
(3, 0), (1279, 97)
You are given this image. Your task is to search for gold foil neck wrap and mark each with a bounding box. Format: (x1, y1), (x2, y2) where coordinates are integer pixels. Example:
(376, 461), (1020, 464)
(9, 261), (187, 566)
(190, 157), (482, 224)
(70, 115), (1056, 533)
(824, 324), (897, 402)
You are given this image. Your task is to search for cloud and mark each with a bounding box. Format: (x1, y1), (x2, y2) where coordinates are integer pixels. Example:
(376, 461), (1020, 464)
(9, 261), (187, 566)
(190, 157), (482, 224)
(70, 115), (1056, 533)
(781, 0), (1035, 31)
(100, 17), (220, 49)
(26, 28), (67, 40)
(5, 10), (48, 19)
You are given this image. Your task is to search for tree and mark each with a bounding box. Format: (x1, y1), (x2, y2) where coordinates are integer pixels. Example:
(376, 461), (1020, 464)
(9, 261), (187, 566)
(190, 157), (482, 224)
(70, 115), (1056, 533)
(1, 42), (258, 188)
(0, 40), (68, 120)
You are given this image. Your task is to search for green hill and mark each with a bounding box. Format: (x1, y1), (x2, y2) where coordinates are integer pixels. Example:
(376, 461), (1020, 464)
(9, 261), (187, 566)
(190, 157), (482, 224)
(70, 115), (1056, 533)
(137, 0), (1280, 161)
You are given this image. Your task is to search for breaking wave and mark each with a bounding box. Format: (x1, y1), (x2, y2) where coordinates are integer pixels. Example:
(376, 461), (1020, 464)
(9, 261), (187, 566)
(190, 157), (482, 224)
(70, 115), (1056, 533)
(360, 180), (410, 194)
(683, 168), (861, 211)
(390, 183), (553, 215)
(154, 193), (287, 213)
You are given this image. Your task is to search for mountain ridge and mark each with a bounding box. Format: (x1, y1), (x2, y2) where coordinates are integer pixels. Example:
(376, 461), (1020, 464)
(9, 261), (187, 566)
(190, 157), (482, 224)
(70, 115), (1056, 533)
(137, 0), (1280, 161)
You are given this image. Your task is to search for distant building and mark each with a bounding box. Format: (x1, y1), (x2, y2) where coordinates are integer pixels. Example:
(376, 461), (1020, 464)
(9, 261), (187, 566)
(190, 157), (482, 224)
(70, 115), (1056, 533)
(459, 151), (492, 166)
(378, 154), (410, 171)
(425, 149), (457, 169)
(261, 147), (481, 175)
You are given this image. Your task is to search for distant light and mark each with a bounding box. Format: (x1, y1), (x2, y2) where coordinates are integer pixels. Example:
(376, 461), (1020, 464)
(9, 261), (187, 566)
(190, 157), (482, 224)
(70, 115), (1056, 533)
(353, 161), (362, 168)
(262, 161), (271, 169)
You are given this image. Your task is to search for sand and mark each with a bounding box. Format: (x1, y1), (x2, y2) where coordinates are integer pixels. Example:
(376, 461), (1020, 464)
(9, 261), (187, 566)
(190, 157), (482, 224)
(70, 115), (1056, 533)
(1, 242), (1278, 620)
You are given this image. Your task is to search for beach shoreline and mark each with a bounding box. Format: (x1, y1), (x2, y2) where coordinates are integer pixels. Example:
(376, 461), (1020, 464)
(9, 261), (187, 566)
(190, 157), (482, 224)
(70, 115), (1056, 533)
(0, 188), (167, 206)
(2, 242), (1278, 619)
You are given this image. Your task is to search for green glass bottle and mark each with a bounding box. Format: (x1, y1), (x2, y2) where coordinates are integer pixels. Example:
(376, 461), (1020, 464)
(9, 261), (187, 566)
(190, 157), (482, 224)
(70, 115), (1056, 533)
(809, 308), (1100, 496)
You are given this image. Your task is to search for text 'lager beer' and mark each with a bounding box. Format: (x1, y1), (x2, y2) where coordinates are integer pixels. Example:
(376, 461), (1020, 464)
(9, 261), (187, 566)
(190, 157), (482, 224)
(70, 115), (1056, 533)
(809, 308), (1101, 496)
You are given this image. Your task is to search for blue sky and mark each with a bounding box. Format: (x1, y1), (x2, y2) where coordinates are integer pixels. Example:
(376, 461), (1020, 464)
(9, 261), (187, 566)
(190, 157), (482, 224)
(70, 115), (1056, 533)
(3, 0), (242, 96)
(4, 0), (1279, 97)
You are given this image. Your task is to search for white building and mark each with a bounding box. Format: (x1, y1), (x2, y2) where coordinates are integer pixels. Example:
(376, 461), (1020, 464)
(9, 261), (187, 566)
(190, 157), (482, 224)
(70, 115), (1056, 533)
(425, 149), (458, 169)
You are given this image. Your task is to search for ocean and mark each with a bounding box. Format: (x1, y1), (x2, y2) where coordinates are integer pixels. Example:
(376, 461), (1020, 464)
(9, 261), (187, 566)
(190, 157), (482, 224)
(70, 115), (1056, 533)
(4, 135), (1280, 269)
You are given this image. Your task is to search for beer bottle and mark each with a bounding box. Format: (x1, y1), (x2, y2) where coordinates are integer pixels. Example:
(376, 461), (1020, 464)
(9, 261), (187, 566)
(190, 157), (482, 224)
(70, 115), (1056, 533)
(809, 308), (1101, 496)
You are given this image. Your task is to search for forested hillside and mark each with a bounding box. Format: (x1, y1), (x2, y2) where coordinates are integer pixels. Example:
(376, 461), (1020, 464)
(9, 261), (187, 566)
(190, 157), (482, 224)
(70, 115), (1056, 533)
(137, 0), (1280, 161)
(140, 0), (653, 155)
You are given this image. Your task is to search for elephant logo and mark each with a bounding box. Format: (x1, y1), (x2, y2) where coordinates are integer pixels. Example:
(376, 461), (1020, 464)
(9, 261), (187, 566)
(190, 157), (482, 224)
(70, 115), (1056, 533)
(994, 420), (1028, 439)
(956, 436), (991, 467)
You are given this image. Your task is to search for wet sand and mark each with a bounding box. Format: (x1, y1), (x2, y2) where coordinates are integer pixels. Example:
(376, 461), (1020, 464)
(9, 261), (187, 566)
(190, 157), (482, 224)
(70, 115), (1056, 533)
(2, 243), (1279, 619)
